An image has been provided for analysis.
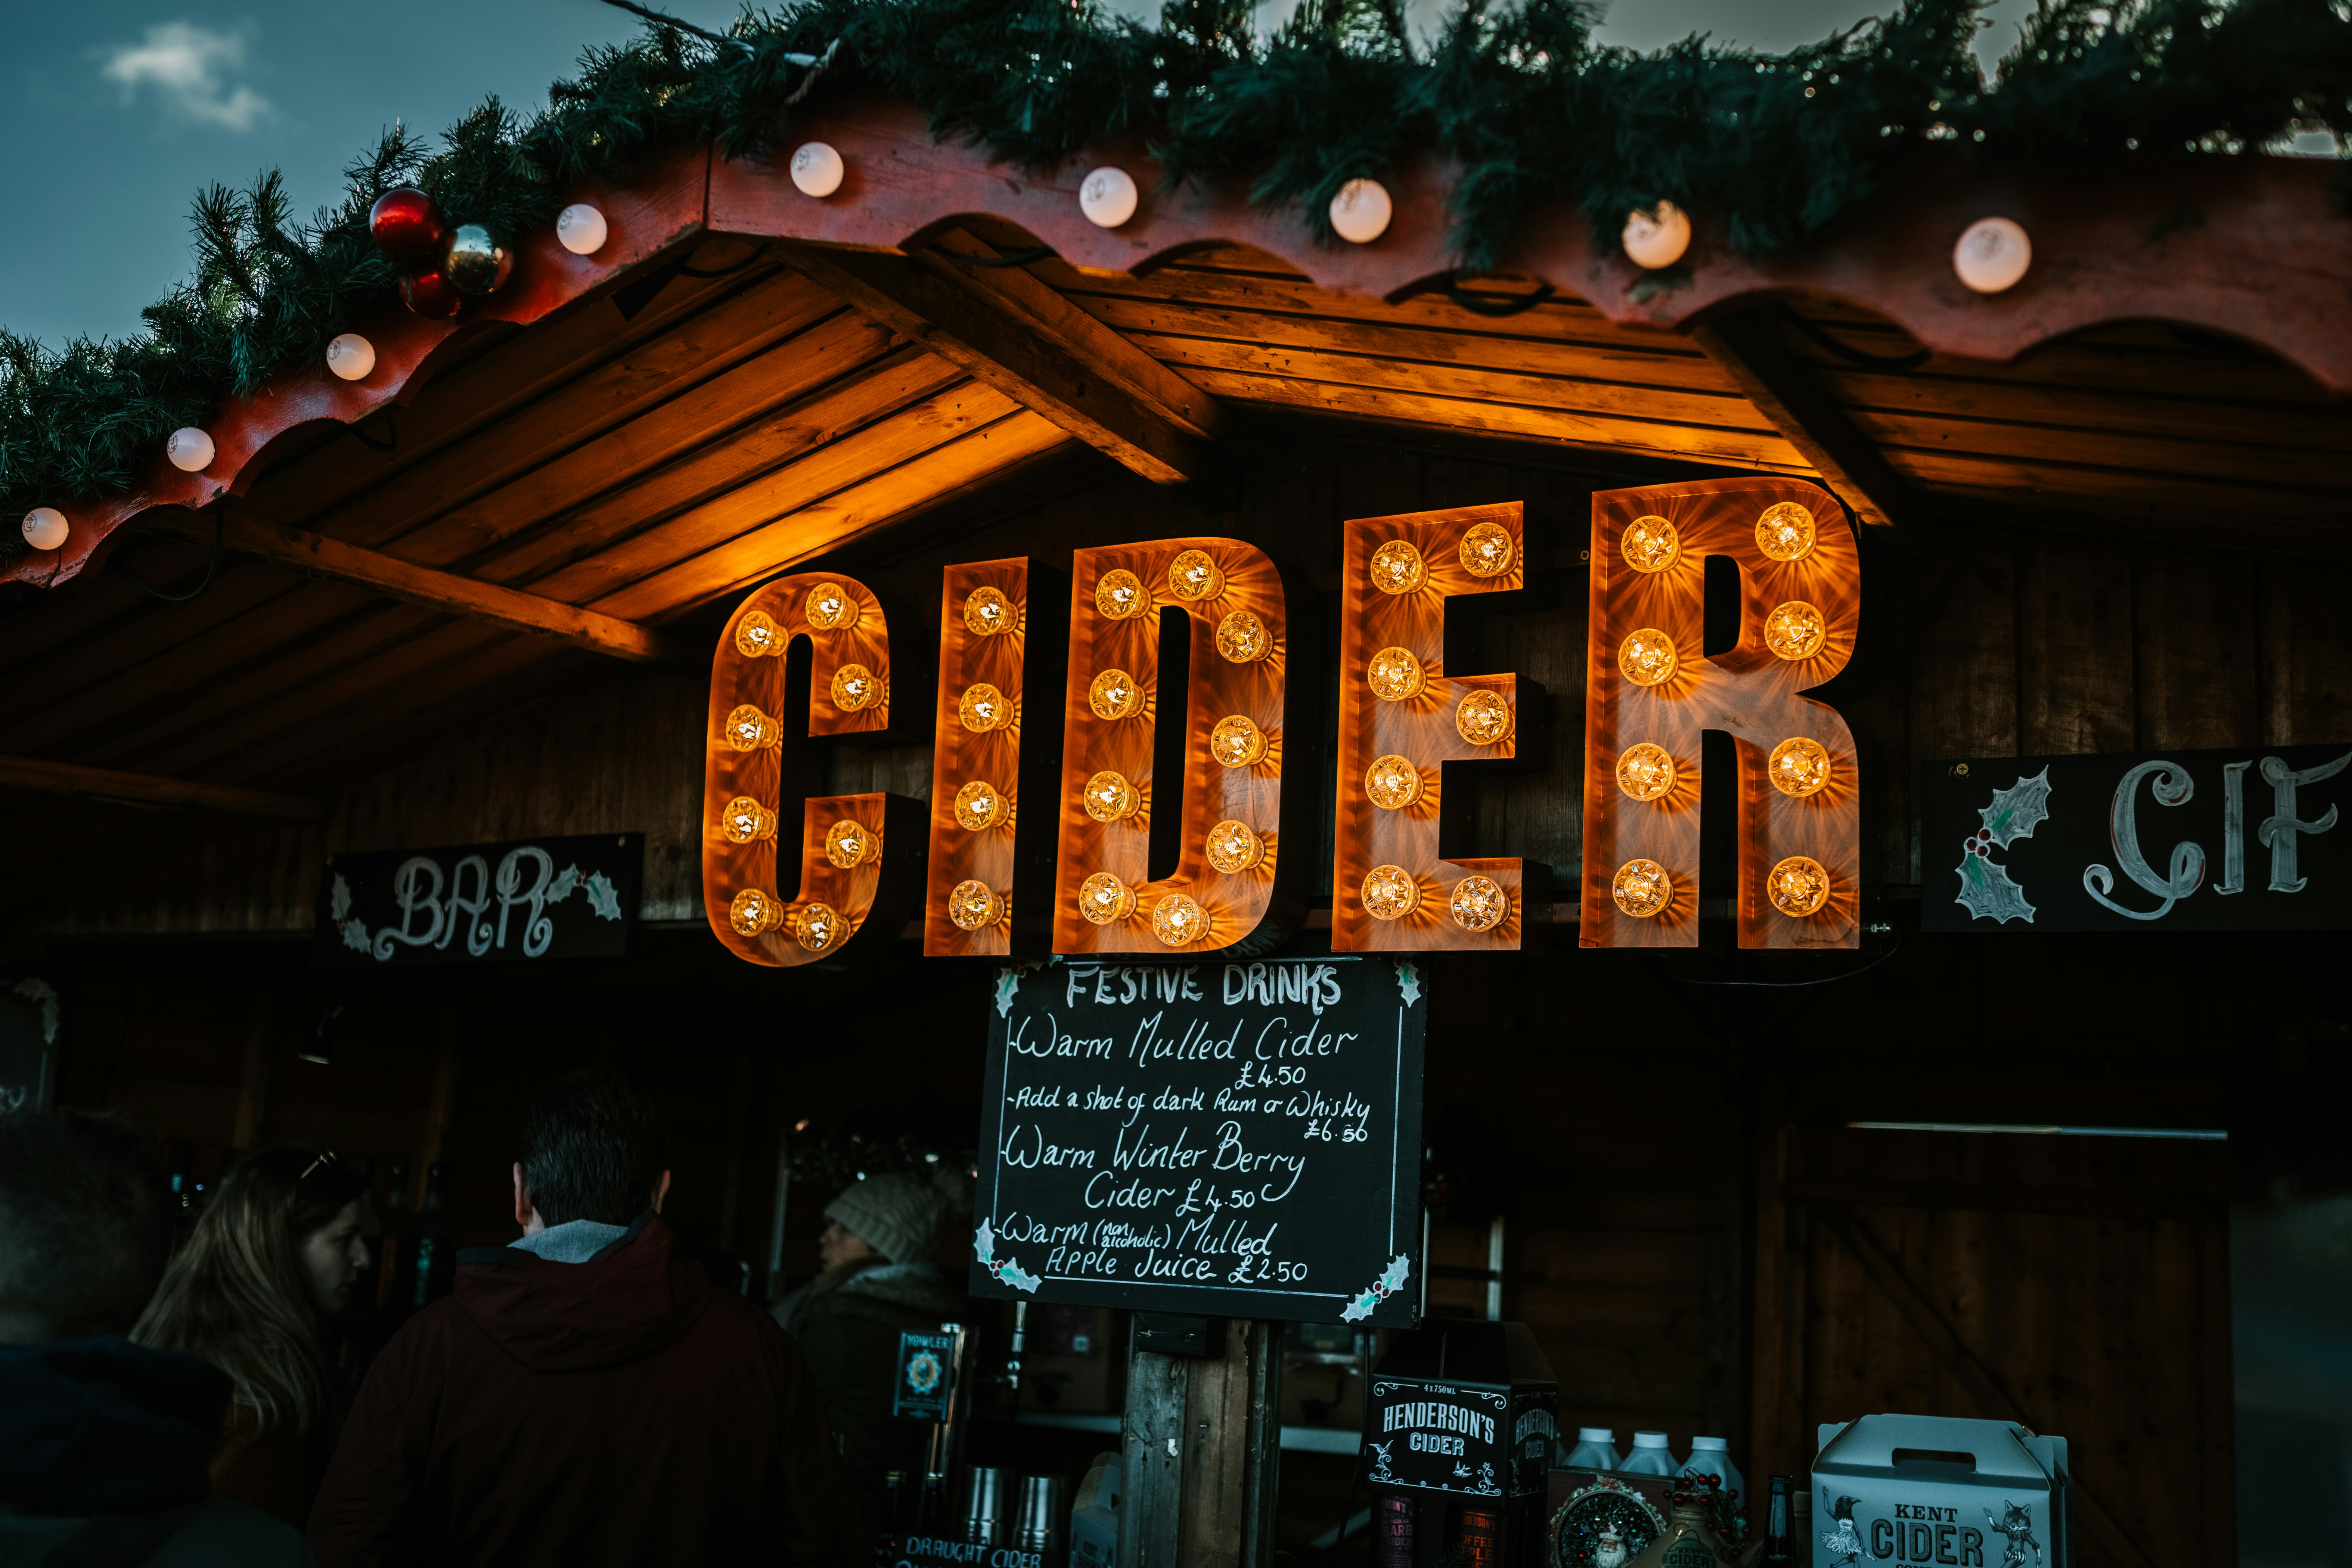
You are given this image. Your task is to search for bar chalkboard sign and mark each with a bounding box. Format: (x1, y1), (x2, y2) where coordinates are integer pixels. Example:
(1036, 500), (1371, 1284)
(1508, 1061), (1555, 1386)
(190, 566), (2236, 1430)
(1921, 743), (2352, 933)
(969, 956), (1426, 1326)
(315, 834), (642, 966)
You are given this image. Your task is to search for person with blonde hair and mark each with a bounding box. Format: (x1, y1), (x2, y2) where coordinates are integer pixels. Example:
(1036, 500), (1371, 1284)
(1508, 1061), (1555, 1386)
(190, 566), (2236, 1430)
(133, 1148), (371, 1531)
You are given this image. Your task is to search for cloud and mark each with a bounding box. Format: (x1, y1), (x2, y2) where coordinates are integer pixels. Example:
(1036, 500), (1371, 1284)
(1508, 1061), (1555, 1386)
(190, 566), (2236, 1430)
(99, 21), (271, 132)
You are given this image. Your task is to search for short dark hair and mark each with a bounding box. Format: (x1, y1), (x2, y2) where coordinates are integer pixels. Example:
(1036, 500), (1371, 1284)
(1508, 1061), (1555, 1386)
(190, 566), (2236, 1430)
(519, 1068), (667, 1227)
(0, 1112), (174, 1341)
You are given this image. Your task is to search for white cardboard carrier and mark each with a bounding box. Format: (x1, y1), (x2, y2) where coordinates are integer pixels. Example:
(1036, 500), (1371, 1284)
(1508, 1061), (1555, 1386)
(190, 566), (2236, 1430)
(1812, 1415), (2071, 1568)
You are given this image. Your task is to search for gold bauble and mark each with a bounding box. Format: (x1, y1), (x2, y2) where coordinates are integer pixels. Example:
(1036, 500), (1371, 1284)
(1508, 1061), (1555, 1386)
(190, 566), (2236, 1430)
(1082, 770), (1140, 822)
(1767, 855), (1832, 917)
(823, 818), (875, 869)
(959, 682), (1014, 733)
(1167, 549), (1225, 601)
(1764, 601), (1827, 661)
(963, 585), (1015, 636)
(1363, 755), (1423, 811)
(728, 886), (786, 937)
(793, 901), (844, 953)
(1616, 743), (1678, 801)
(1459, 521), (1516, 578)
(734, 609), (783, 658)
(1209, 714), (1266, 768)
(1214, 610), (1271, 663)
(720, 795), (777, 843)
(1151, 892), (1209, 947)
(804, 581), (859, 631)
(947, 879), (1005, 932)
(1360, 865), (1421, 922)
(1206, 819), (1265, 873)
(1078, 872), (1136, 925)
(1611, 858), (1673, 919)
(1095, 569), (1148, 620)
(1455, 689), (1514, 746)
(1768, 736), (1833, 797)
(953, 780), (1008, 832)
(1087, 669), (1144, 721)
(1620, 515), (1679, 573)
(1368, 540), (1427, 595)
(724, 703), (781, 751)
(830, 662), (881, 711)
(1449, 875), (1508, 933)
(1367, 646), (1425, 702)
(1755, 501), (1817, 562)
(1617, 628), (1678, 687)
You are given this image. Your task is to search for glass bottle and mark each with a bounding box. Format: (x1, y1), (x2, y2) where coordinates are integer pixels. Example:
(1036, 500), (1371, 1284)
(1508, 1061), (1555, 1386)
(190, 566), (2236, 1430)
(410, 1162), (452, 1310)
(1762, 1477), (1793, 1568)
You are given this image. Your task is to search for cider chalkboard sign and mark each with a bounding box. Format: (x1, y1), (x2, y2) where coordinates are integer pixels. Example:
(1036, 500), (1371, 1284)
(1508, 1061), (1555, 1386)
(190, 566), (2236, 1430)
(969, 956), (1426, 1326)
(315, 834), (642, 966)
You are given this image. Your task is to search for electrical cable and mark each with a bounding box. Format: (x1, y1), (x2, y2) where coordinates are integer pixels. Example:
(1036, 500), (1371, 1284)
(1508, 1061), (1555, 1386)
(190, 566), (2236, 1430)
(1441, 277), (1554, 317)
(1773, 304), (1930, 370)
(937, 244), (1057, 269)
(114, 512), (224, 604)
(348, 410), (397, 453)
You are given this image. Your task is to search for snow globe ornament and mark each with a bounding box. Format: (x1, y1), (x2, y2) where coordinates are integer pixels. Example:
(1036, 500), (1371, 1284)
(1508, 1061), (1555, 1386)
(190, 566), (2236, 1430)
(1550, 1476), (1667, 1568)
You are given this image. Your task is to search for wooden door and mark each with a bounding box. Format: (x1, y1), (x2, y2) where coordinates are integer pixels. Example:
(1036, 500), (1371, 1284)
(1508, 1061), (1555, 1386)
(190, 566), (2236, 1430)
(1750, 1125), (2232, 1568)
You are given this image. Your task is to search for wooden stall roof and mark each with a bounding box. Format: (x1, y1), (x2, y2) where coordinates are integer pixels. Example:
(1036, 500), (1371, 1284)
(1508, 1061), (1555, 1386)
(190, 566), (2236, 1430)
(3, 102), (2349, 894)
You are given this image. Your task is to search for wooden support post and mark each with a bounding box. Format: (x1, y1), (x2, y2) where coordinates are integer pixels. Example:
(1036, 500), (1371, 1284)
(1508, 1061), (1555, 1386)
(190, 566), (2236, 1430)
(0, 752), (326, 820)
(1121, 1320), (1283, 1568)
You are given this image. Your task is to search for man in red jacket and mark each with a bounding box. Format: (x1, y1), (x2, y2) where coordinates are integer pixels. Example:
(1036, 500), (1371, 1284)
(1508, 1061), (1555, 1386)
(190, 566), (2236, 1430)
(308, 1068), (865, 1567)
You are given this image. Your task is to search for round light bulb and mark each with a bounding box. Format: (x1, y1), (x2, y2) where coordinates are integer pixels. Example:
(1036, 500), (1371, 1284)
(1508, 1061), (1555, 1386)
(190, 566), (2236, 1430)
(1954, 217), (2030, 295)
(1214, 610), (1270, 663)
(793, 901), (844, 953)
(1611, 859), (1674, 919)
(1458, 521), (1516, 578)
(1360, 865), (1421, 922)
(1094, 568), (1147, 620)
(1767, 855), (1832, 918)
(556, 203), (609, 255)
(1167, 549), (1224, 601)
(724, 704), (781, 751)
(1151, 892), (1209, 947)
(829, 662), (881, 711)
(824, 818), (875, 868)
(1618, 628), (1678, 687)
(1082, 771), (1140, 823)
(1088, 669), (1144, 721)
(1768, 736), (1833, 798)
(1763, 602), (1827, 661)
(1329, 178), (1393, 244)
(1616, 743), (1678, 801)
(1206, 819), (1265, 873)
(729, 886), (786, 936)
(804, 581), (858, 631)
(1209, 714), (1266, 768)
(1755, 502), (1816, 562)
(963, 585), (1014, 636)
(166, 427), (215, 472)
(791, 142), (846, 198)
(1368, 539), (1427, 595)
(1620, 515), (1679, 573)
(21, 507), (68, 551)
(734, 609), (783, 658)
(1079, 167), (1139, 229)
(720, 795), (778, 843)
(959, 682), (1014, 733)
(326, 333), (376, 381)
(947, 879), (1005, 932)
(953, 780), (1007, 832)
(1363, 755), (1422, 811)
(1078, 872), (1136, 925)
(1450, 875), (1508, 933)
(1366, 646), (1425, 702)
(1622, 201), (1691, 270)
(1455, 689), (1513, 747)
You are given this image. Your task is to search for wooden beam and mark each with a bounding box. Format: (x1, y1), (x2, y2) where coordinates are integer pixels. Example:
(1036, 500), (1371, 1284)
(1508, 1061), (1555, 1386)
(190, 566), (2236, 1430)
(0, 752), (327, 820)
(142, 512), (682, 663)
(1689, 310), (1928, 544)
(780, 236), (1235, 494)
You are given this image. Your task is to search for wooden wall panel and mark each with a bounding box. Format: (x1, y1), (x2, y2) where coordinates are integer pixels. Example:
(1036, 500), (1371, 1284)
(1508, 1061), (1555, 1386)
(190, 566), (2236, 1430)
(2261, 563), (2352, 746)
(2134, 554), (2261, 750)
(2018, 540), (2136, 755)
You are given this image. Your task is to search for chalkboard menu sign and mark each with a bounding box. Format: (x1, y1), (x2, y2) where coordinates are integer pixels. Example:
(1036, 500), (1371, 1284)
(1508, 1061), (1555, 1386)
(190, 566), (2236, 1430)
(1921, 744), (2352, 932)
(969, 956), (1427, 1326)
(316, 835), (642, 966)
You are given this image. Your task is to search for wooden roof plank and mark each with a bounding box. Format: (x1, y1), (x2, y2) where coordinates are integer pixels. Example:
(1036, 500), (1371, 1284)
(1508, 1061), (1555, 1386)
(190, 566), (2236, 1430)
(0, 753), (326, 820)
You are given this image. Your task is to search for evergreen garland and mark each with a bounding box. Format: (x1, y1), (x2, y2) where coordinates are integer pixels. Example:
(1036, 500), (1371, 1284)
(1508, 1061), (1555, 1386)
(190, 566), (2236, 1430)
(4, 0), (2348, 563)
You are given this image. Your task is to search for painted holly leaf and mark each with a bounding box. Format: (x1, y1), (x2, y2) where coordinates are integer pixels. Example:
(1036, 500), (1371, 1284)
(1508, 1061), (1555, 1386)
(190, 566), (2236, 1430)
(994, 967), (1026, 1019)
(1341, 1252), (1413, 1321)
(1955, 851), (2036, 925)
(546, 864), (582, 904)
(329, 872), (353, 923)
(1979, 767), (2053, 848)
(1395, 960), (1421, 1007)
(584, 871), (624, 921)
(972, 1217), (1041, 1293)
(341, 918), (373, 954)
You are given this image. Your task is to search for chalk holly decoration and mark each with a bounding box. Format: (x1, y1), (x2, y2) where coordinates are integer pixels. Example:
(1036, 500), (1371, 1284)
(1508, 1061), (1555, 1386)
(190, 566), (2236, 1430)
(1341, 1252), (1413, 1322)
(974, 1218), (1041, 1293)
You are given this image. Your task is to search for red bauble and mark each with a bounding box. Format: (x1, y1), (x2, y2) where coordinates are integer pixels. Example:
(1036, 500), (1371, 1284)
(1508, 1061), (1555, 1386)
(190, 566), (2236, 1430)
(401, 269), (465, 319)
(369, 187), (447, 267)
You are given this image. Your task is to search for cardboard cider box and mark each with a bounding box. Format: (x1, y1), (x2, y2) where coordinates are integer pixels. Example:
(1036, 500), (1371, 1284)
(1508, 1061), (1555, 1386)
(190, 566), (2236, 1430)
(1812, 1416), (2070, 1568)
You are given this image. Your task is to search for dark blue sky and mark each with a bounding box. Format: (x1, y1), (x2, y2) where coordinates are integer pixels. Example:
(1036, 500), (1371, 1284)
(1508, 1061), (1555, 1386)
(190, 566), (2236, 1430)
(2, 0), (2031, 348)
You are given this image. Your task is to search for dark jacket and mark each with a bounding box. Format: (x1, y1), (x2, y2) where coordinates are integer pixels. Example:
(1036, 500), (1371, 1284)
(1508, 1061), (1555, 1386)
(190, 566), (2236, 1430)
(0, 1337), (313, 1568)
(775, 1259), (966, 1520)
(307, 1215), (865, 1568)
